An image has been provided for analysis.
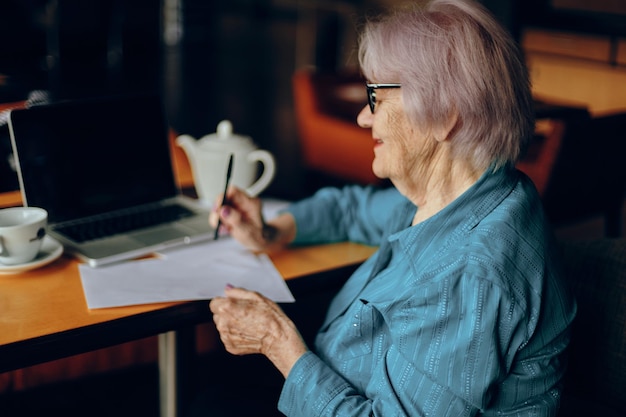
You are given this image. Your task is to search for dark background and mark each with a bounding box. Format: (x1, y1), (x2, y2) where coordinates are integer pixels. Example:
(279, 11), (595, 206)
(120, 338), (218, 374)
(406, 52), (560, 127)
(1, 0), (626, 198)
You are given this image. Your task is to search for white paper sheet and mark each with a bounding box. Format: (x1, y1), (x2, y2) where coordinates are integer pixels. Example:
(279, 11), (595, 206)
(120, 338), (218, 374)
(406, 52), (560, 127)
(79, 238), (294, 309)
(79, 198), (294, 309)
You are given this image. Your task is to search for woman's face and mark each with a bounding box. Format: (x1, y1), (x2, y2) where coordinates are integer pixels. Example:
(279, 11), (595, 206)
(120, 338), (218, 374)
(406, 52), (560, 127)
(357, 89), (436, 185)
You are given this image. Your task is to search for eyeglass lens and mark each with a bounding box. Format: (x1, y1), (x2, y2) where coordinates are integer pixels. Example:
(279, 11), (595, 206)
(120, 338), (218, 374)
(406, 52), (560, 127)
(367, 87), (376, 113)
(366, 84), (401, 114)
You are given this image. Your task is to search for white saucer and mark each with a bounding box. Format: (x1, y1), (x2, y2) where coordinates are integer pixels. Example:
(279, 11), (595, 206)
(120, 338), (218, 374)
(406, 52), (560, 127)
(0, 236), (64, 275)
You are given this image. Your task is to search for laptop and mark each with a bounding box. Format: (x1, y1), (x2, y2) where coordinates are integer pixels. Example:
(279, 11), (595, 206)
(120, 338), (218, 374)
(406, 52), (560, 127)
(8, 93), (215, 267)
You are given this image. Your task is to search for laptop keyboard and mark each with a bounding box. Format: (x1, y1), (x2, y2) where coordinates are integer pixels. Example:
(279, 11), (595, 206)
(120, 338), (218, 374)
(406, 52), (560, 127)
(53, 204), (195, 243)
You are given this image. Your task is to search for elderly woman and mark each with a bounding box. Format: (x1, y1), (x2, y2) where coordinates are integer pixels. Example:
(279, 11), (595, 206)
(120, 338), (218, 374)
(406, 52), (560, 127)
(207, 0), (576, 416)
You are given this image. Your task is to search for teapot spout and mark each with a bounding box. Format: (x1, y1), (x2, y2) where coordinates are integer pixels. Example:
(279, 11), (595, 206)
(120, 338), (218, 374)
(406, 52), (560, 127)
(175, 134), (198, 155)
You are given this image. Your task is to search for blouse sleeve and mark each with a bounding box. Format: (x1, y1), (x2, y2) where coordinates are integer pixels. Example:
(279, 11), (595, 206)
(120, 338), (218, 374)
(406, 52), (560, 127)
(285, 185), (406, 246)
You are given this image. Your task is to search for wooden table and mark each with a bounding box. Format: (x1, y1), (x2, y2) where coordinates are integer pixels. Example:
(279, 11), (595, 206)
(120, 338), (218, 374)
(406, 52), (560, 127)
(0, 241), (376, 416)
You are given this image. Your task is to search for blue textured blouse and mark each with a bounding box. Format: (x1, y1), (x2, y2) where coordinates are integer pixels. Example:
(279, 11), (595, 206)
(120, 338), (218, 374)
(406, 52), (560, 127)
(278, 167), (576, 416)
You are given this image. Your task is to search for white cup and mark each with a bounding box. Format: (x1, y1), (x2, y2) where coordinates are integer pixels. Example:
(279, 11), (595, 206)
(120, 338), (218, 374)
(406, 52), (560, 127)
(0, 207), (48, 265)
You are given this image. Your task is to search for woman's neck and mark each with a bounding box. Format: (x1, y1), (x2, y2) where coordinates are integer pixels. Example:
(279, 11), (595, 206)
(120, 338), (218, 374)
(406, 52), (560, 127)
(397, 156), (484, 226)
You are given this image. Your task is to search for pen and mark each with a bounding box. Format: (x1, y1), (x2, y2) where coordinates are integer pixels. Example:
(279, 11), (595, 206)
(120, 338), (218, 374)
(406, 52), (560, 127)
(214, 153), (234, 240)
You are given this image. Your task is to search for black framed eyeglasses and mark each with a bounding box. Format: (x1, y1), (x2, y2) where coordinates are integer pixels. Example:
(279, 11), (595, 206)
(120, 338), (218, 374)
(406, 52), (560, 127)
(366, 83), (402, 113)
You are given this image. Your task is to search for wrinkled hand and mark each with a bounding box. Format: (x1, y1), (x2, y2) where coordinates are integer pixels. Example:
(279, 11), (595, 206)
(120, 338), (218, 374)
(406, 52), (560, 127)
(209, 286), (308, 377)
(210, 186), (295, 252)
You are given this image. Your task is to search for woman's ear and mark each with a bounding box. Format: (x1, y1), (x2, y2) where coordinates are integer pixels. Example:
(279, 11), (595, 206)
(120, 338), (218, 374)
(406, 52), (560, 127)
(434, 112), (459, 142)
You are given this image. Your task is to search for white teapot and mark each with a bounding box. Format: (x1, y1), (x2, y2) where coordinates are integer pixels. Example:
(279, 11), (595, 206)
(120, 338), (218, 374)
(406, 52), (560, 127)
(176, 120), (276, 205)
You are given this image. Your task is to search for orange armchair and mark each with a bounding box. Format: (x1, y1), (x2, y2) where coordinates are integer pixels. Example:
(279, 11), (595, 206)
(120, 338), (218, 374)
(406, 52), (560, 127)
(292, 68), (382, 186)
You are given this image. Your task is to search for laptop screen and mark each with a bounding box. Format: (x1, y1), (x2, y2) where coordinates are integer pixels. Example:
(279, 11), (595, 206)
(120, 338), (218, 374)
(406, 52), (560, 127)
(9, 94), (179, 223)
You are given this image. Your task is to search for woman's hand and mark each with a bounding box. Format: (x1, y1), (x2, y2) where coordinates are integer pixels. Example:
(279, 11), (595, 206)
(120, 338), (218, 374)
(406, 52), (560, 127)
(209, 286), (308, 378)
(210, 186), (296, 252)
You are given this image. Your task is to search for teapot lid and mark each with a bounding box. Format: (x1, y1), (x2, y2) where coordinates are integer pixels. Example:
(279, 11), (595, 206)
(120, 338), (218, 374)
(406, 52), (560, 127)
(214, 120), (250, 141)
(217, 120), (233, 138)
(197, 120), (253, 150)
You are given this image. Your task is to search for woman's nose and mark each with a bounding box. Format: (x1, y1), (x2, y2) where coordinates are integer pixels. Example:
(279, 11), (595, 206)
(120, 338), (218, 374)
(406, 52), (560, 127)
(357, 105), (372, 128)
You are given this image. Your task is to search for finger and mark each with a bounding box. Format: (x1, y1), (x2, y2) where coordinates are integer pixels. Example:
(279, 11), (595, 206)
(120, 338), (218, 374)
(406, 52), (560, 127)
(210, 292), (260, 322)
(212, 310), (264, 353)
(225, 287), (288, 321)
(221, 338), (263, 356)
(224, 185), (242, 201)
(228, 188), (263, 216)
(208, 298), (222, 316)
(224, 286), (264, 300)
(224, 186), (251, 209)
(212, 191), (227, 211)
(218, 204), (241, 230)
(209, 186), (234, 228)
(208, 209), (219, 228)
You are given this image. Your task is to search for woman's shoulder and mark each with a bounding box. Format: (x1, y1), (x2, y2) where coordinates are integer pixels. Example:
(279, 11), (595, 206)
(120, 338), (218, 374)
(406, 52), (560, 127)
(422, 169), (557, 285)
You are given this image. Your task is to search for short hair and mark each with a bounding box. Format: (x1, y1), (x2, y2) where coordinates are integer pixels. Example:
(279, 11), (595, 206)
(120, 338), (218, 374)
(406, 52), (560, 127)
(358, 0), (534, 171)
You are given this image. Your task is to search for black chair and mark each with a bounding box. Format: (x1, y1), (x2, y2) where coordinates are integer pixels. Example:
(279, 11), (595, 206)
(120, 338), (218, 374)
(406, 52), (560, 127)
(558, 238), (626, 417)
(542, 112), (626, 237)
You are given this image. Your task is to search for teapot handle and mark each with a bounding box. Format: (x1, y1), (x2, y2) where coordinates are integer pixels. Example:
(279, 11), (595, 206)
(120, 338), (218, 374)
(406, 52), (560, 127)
(245, 150), (276, 197)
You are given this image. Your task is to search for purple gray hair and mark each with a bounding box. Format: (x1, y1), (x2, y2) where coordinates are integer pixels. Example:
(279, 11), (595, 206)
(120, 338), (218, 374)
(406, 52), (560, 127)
(358, 0), (534, 171)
